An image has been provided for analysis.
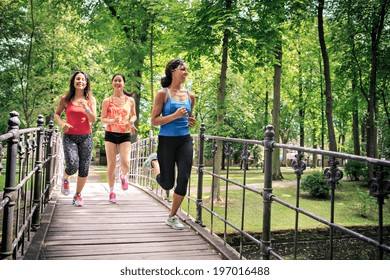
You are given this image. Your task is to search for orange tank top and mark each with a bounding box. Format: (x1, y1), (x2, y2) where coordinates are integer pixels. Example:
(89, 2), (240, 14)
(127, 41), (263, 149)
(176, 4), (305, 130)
(106, 96), (131, 133)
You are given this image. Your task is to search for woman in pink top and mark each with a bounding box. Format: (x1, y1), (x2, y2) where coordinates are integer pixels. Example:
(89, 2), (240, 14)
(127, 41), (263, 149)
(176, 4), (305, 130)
(101, 73), (137, 203)
(54, 71), (97, 207)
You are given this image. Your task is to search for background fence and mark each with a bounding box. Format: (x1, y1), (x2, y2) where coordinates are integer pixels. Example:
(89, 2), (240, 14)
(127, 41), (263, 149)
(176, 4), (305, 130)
(0, 111), (62, 260)
(127, 124), (390, 260)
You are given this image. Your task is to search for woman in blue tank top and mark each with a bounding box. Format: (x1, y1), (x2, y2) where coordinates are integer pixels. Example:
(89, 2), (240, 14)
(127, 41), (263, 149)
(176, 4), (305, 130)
(143, 59), (196, 230)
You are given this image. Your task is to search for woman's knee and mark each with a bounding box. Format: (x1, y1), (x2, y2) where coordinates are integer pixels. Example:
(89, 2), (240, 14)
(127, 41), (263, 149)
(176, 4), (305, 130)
(156, 174), (174, 191)
(174, 186), (187, 196)
(65, 166), (78, 176)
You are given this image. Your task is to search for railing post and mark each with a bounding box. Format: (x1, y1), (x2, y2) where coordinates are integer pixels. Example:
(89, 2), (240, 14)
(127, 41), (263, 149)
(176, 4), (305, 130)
(51, 128), (60, 190)
(31, 115), (45, 230)
(292, 151), (306, 259)
(196, 123), (206, 225)
(1, 111), (20, 260)
(134, 136), (140, 185)
(368, 166), (390, 260)
(261, 125), (274, 260)
(324, 157), (343, 260)
(44, 120), (54, 203)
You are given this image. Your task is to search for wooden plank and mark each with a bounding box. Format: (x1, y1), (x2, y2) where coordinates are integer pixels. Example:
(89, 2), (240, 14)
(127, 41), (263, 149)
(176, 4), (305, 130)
(35, 180), (225, 260)
(41, 240), (218, 259)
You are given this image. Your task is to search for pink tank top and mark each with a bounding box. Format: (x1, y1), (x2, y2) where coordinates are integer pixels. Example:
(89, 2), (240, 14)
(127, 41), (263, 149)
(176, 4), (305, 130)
(65, 102), (92, 135)
(106, 96), (131, 133)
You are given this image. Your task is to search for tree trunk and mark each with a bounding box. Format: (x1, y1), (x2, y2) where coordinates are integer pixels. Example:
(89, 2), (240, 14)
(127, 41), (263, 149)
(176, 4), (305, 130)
(318, 0), (337, 152)
(214, 27), (230, 202)
(272, 39), (283, 180)
(352, 78), (361, 155)
(367, 1), (387, 177)
(298, 49), (305, 147)
(312, 127), (318, 168)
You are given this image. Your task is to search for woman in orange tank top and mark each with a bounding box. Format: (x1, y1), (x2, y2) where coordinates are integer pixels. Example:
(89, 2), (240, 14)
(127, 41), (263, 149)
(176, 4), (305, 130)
(101, 73), (137, 203)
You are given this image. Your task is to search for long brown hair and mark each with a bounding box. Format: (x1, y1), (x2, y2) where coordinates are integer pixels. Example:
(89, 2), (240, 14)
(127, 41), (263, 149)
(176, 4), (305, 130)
(64, 71), (93, 103)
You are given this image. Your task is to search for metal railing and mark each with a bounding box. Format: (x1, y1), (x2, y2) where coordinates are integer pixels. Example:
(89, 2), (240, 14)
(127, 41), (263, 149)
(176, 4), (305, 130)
(0, 111), (62, 260)
(128, 124), (390, 260)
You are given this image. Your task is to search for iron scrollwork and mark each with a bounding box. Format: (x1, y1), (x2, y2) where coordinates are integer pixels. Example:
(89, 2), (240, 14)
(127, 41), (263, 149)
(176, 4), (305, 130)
(368, 167), (390, 199)
(324, 158), (343, 183)
(292, 152), (306, 177)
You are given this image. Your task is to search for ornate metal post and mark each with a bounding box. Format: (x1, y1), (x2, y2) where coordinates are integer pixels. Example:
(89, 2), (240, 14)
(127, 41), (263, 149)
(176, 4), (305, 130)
(368, 166), (390, 259)
(45, 120), (54, 203)
(31, 115), (45, 230)
(210, 139), (218, 232)
(196, 123), (206, 225)
(134, 136), (140, 185)
(1, 111), (20, 259)
(223, 141), (233, 243)
(261, 125), (274, 260)
(292, 151), (306, 259)
(324, 157), (343, 260)
(240, 143), (249, 259)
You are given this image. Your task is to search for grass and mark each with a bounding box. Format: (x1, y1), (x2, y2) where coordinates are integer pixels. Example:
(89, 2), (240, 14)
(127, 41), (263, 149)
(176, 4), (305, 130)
(188, 166), (298, 187)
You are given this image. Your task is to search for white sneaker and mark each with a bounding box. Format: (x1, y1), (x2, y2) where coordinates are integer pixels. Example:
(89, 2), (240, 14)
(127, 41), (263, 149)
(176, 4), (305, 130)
(73, 194), (84, 207)
(166, 215), (184, 230)
(143, 153), (157, 169)
(61, 179), (70, 196)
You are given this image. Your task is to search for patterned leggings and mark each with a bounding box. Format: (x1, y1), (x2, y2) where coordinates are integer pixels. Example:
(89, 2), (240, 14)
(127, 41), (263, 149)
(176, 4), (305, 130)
(63, 134), (93, 178)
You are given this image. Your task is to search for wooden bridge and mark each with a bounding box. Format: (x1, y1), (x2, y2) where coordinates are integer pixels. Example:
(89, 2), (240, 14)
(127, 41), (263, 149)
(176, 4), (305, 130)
(23, 165), (239, 260)
(1, 114), (390, 264)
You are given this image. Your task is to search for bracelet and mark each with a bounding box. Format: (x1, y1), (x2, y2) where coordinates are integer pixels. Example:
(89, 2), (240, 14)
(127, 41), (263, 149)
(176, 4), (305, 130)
(85, 108), (91, 113)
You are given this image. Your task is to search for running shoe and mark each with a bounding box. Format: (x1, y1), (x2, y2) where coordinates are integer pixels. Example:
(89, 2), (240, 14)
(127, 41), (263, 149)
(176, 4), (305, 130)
(166, 215), (184, 230)
(120, 174), (128, 190)
(143, 153), (157, 169)
(73, 194), (84, 207)
(109, 192), (117, 203)
(61, 178), (70, 196)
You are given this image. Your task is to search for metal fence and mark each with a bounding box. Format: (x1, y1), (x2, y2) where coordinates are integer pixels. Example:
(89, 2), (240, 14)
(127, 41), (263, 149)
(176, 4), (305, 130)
(0, 111), (62, 260)
(128, 124), (390, 260)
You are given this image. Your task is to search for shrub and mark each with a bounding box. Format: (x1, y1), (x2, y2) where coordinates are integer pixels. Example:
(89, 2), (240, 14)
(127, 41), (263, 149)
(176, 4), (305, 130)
(301, 171), (330, 199)
(354, 186), (377, 219)
(344, 160), (367, 181)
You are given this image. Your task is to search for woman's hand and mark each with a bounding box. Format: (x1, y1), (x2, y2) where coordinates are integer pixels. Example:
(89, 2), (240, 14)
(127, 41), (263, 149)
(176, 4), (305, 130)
(77, 99), (88, 110)
(127, 121), (138, 135)
(188, 116), (196, 127)
(175, 106), (188, 118)
(62, 122), (73, 133)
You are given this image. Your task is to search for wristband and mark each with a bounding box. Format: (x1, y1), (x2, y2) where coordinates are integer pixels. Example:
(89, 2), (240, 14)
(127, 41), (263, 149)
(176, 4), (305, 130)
(85, 108), (91, 113)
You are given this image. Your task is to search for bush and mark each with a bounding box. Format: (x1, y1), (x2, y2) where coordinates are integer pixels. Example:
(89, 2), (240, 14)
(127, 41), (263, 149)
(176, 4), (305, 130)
(344, 160), (367, 181)
(301, 171), (330, 199)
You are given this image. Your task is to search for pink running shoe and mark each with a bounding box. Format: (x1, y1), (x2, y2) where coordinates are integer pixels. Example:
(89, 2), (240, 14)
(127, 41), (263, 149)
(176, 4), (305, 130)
(73, 194), (84, 207)
(61, 179), (70, 196)
(120, 174), (128, 190)
(109, 192), (117, 203)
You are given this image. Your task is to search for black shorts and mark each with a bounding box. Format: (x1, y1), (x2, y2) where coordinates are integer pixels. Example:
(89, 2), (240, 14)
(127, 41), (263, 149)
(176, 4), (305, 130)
(104, 131), (131, 144)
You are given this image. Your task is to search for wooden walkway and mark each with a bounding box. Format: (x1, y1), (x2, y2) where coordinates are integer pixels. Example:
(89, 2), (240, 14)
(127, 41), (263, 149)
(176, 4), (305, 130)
(24, 168), (239, 260)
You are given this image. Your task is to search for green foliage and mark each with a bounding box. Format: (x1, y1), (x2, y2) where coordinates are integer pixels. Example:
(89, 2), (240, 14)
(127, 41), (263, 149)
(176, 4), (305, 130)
(354, 186), (377, 219)
(301, 171), (330, 199)
(1, 0), (390, 161)
(344, 160), (367, 181)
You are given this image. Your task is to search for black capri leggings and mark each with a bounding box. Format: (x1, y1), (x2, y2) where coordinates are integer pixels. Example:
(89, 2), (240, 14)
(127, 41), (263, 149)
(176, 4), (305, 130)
(156, 135), (193, 196)
(63, 134), (93, 177)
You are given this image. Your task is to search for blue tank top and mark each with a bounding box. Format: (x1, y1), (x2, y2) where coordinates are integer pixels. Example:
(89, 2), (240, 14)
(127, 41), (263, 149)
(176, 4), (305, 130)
(159, 88), (192, 136)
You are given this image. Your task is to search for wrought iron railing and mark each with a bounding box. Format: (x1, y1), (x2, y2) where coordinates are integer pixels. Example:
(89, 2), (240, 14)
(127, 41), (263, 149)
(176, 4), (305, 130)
(128, 124), (390, 260)
(0, 111), (62, 260)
